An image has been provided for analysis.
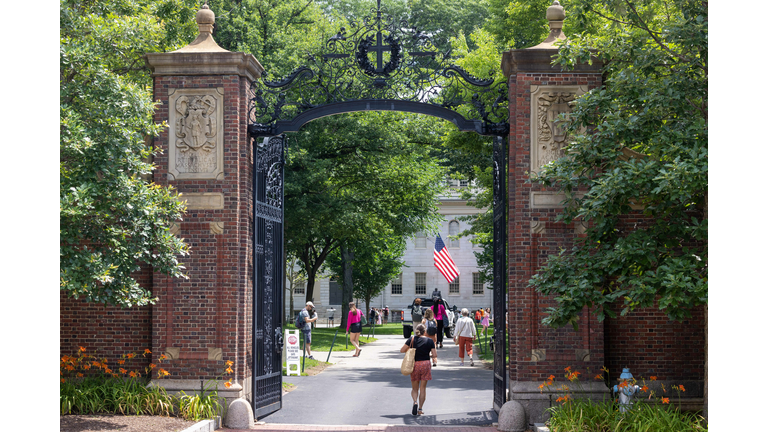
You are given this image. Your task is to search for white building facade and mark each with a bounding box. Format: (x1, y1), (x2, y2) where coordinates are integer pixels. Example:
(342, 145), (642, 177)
(287, 182), (491, 322)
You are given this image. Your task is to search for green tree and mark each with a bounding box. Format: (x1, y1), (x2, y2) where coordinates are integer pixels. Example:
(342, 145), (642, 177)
(528, 0), (708, 328)
(212, 0), (334, 77)
(60, 0), (198, 307)
(285, 112), (446, 303)
(327, 235), (407, 323)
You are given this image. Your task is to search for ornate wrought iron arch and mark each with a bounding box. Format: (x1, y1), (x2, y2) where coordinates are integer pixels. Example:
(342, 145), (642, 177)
(247, 0), (510, 137)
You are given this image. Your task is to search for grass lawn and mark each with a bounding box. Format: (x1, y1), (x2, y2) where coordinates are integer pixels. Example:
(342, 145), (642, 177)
(473, 325), (510, 364)
(281, 324), (402, 376)
(283, 324), (398, 352)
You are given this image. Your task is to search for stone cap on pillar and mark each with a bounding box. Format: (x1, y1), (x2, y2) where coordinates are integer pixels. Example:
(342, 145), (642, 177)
(145, 3), (264, 81)
(529, 1), (567, 50)
(500, 0), (602, 76)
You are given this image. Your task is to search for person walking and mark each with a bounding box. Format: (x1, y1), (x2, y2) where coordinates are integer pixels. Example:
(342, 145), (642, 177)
(430, 297), (448, 348)
(422, 309), (438, 365)
(383, 306), (389, 324)
(480, 308), (490, 337)
(400, 323), (436, 416)
(300, 301), (318, 359)
(453, 308), (478, 366)
(376, 308), (382, 325)
(369, 307), (376, 325)
(410, 298), (424, 327)
(346, 302), (364, 357)
(475, 309), (482, 324)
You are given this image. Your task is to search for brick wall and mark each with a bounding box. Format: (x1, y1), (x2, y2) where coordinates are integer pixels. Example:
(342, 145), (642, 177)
(59, 264), (153, 374)
(150, 74), (253, 381)
(508, 71), (604, 382)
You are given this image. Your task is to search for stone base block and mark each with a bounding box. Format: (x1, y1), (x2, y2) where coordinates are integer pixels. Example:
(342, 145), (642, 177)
(509, 380), (610, 425)
(149, 378), (248, 416)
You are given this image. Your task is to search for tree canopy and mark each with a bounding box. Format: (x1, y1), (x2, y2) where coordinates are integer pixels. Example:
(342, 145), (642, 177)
(528, 0), (708, 329)
(60, 0), (197, 307)
(284, 112), (446, 302)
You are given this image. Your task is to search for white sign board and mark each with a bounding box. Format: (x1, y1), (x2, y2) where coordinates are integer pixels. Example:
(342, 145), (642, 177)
(284, 329), (301, 376)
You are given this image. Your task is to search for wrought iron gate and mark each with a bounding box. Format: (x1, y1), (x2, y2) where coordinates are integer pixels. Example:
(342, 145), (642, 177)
(492, 136), (508, 412)
(252, 135), (286, 418)
(248, 0), (510, 416)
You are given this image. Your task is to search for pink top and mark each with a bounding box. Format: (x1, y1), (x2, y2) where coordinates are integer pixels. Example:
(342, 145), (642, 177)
(432, 304), (446, 320)
(347, 309), (362, 332)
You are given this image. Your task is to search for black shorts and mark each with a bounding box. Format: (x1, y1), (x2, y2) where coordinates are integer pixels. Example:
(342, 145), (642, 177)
(350, 322), (362, 333)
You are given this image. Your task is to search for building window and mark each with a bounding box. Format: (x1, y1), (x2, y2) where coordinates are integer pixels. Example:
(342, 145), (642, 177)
(449, 276), (460, 295)
(391, 273), (403, 295)
(472, 272), (484, 295)
(460, 179), (469, 187)
(415, 273), (426, 295)
(415, 231), (426, 249)
(294, 280), (306, 295)
(449, 221), (460, 248)
(472, 235), (480, 248)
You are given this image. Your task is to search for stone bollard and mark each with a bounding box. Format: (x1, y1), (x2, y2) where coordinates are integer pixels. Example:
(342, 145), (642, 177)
(225, 398), (254, 429)
(497, 400), (526, 432)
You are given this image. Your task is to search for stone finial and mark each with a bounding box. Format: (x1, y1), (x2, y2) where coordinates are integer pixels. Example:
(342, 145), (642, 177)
(529, 1), (567, 49)
(173, 3), (229, 53)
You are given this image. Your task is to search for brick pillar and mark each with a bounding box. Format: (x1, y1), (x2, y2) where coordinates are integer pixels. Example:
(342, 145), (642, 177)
(501, 2), (607, 424)
(145, 4), (264, 405)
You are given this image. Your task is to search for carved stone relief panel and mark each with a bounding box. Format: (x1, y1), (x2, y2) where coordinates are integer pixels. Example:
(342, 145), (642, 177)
(530, 85), (588, 174)
(167, 88), (225, 180)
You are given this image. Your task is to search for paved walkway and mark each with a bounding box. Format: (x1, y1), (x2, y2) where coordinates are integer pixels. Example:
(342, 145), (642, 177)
(240, 334), (499, 428)
(221, 424), (501, 431)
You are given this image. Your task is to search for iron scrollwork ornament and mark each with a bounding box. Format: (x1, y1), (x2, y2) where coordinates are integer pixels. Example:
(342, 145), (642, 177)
(248, 0), (508, 137)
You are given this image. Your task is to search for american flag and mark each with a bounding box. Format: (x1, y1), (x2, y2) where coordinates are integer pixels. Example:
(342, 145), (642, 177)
(434, 234), (460, 283)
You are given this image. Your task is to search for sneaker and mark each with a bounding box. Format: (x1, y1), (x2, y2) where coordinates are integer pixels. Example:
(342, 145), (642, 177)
(308, 356), (315, 360)
(459, 362), (464, 366)
(470, 359), (474, 366)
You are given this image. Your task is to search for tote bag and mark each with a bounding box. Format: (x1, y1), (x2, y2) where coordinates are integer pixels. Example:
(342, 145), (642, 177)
(400, 337), (416, 375)
(359, 309), (368, 326)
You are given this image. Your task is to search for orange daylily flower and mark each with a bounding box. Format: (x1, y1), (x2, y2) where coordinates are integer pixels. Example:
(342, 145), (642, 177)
(126, 353), (135, 359)
(104, 368), (112, 374)
(76, 373), (84, 378)
(225, 367), (233, 374)
(226, 360), (234, 367)
(661, 397), (670, 404)
(160, 354), (167, 360)
(144, 349), (152, 355)
(149, 363), (156, 369)
(129, 371), (137, 378)
(594, 374), (603, 380)
(548, 375), (555, 381)
(678, 384), (686, 392)
(641, 386), (649, 392)
(119, 368), (127, 374)
(538, 383), (545, 390)
(565, 366), (571, 372)
(61, 378), (66, 383)
(225, 381), (232, 388)
(118, 360), (125, 365)
(79, 346), (86, 352)
(83, 364), (91, 370)
(650, 376), (657, 381)
(158, 369), (170, 377)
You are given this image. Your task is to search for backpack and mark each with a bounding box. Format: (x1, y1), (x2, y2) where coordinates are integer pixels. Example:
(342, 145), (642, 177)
(426, 319), (437, 336)
(295, 311), (306, 329)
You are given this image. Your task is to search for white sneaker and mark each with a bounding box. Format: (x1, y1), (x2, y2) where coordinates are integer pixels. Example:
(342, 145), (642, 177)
(470, 359), (474, 366)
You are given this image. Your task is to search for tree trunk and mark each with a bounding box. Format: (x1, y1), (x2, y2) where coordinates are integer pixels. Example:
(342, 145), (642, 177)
(340, 244), (354, 329)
